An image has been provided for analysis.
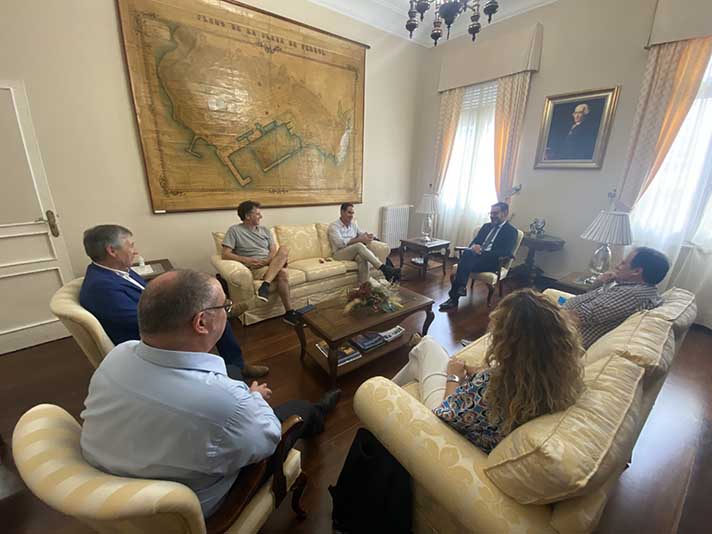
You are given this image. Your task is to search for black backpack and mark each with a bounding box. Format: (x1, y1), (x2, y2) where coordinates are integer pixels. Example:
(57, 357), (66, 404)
(329, 428), (412, 534)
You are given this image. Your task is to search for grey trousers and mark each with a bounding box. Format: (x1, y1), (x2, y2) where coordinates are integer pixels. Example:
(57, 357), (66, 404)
(333, 242), (383, 283)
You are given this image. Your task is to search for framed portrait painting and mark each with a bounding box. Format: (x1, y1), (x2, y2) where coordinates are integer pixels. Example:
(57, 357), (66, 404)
(534, 87), (620, 169)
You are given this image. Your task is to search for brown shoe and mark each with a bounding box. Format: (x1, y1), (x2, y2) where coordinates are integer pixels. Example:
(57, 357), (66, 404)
(242, 364), (269, 379)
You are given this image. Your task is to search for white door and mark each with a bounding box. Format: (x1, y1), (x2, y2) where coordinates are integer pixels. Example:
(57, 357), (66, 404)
(0, 80), (74, 355)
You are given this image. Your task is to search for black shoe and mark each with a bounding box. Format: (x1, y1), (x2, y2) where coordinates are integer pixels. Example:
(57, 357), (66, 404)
(439, 298), (459, 311)
(242, 364), (269, 379)
(257, 282), (270, 303)
(456, 286), (467, 297)
(282, 309), (300, 326)
(315, 388), (341, 415)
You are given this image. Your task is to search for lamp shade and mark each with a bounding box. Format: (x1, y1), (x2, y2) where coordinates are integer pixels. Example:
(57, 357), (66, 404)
(580, 211), (633, 245)
(416, 193), (437, 215)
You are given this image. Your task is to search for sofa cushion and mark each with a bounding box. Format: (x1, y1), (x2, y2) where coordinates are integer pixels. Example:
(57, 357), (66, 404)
(585, 313), (674, 380)
(274, 224), (322, 262)
(452, 333), (491, 368)
(648, 287), (696, 341)
(250, 267), (306, 287)
(338, 260), (359, 273)
(288, 258), (346, 282)
(484, 354), (644, 505)
(316, 223), (334, 258)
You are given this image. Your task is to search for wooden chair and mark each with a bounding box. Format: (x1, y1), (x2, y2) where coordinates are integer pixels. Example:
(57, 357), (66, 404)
(452, 227), (525, 306)
(13, 404), (308, 534)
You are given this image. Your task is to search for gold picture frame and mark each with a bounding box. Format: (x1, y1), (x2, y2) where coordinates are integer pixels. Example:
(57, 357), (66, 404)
(534, 87), (620, 169)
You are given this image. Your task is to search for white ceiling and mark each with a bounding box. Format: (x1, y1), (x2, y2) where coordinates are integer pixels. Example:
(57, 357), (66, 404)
(308, 0), (557, 46)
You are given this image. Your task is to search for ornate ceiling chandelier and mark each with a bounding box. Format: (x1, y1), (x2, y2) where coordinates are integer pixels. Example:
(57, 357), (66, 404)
(405, 0), (500, 46)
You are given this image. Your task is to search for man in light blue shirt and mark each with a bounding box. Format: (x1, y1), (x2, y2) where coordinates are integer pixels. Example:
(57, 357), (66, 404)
(80, 270), (340, 517)
(328, 202), (399, 283)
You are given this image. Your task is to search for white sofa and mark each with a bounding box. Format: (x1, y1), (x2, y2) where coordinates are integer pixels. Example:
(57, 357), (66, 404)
(211, 223), (390, 325)
(354, 287), (697, 533)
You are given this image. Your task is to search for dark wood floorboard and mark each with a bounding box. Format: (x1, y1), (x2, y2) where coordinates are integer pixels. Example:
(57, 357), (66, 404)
(1, 252), (710, 533)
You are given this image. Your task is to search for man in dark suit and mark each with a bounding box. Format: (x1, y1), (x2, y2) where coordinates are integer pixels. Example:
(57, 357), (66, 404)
(439, 202), (518, 311)
(79, 224), (268, 379)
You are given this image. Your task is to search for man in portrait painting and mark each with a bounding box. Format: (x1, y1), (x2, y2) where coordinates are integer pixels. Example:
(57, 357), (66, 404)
(546, 102), (600, 160)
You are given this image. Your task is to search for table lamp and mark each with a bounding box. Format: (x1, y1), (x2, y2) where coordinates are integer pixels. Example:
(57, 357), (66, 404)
(416, 193), (437, 242)
(580, 210), (632, 284)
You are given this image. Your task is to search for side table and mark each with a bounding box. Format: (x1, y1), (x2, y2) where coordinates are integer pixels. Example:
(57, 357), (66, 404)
(511, 234), (565, 286)
(132, 258), (173, 281)
(547, 271), (594, 295)
(398, 238), (451, 278)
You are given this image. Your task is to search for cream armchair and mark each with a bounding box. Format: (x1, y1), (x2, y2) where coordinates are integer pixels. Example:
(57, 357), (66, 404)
(211, 223), (390, 325)
(49, 278), (114, 368)
(452, 227), (525, 306)
(354, 287), (696, 533)
(13, 404), (308, 534)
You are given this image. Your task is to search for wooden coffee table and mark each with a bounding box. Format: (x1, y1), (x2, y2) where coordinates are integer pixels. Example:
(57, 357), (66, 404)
(294, 286), (435, 387)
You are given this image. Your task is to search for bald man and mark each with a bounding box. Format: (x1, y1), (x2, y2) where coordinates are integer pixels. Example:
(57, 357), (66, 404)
(80, 270), (341, 517)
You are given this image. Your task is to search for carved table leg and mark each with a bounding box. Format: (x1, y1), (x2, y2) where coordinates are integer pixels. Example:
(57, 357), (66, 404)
(327, 343), (339, 389)
(422, 304), (435, 335)
(442, 246), (448, 276)
(422, 251), (429, 278)
(399, 243), (405, 269)
(295, 320), (307, 362)
(291, 472), (308, 520)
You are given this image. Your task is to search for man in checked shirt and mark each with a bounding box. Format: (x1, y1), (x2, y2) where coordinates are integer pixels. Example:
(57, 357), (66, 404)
(563, 247), (670, 349)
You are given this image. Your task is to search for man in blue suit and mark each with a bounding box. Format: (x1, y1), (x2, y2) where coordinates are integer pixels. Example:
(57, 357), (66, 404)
(439, 202), (519, 311)
(79, 225), (268, 379)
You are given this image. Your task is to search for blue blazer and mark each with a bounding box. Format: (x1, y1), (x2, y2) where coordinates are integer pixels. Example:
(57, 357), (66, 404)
(79, 263), (147, 346)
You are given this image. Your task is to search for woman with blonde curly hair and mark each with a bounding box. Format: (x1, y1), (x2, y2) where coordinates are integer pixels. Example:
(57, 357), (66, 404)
(393, 288), (584, 453)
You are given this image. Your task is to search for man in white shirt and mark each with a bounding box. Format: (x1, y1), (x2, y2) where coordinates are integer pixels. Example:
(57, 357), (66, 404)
(328, 203), (399, 283)
(80, 270), (340, 517)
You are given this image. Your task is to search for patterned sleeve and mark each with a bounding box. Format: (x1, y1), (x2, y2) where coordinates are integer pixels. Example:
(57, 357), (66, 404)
(433, 371), (491, 424)
(567, 286), (641, 326)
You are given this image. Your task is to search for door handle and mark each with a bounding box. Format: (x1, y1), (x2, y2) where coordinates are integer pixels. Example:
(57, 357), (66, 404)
(35, 210), (61, 237)
(46, 210), (60, 237)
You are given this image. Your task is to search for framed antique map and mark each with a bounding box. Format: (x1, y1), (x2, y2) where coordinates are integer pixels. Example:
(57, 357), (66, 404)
(117, 0), (366, 212)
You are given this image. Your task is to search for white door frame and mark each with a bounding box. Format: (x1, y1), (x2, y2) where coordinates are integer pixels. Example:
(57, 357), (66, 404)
(0, 80), (74, 354)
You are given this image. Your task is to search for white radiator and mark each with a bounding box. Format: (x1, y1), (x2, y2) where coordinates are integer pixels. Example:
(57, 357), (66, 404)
(380, 204), (411, 250)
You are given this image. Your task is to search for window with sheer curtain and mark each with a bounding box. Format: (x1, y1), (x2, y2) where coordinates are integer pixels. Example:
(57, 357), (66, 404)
(631, 55), (712, 260)
(631, 54), (712, 326)
(438, 81), (499, 247)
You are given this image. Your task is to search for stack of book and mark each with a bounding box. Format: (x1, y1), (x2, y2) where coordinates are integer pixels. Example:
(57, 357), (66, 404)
(315, 341), (362, 366)
(350, 332), (386, 352)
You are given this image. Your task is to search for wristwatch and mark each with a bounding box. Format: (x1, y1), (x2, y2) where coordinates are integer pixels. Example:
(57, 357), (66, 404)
(446, 374), (461, 384)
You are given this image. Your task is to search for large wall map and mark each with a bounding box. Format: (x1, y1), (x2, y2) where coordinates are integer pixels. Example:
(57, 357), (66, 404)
(117, 0), (366, 212)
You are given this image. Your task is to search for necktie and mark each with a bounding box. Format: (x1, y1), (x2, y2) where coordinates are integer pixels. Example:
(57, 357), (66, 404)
(482, 225), (499, 250)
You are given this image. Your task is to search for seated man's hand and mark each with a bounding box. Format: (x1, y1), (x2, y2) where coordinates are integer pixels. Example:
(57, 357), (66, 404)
(360, 233), (374, 244)
(596, 271), (616, 285)
(470, 244), (482, 254)
(250, 381), (272, 401)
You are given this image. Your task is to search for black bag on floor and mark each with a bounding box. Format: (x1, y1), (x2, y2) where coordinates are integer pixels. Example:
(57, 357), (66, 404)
(329, 428), (412, 534)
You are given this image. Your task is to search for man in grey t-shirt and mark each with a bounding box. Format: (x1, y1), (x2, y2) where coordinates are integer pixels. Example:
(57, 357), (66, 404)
(222, 200), (297, 325)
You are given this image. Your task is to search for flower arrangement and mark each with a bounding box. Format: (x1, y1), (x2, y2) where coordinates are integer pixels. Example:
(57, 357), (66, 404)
(343, 281), (403, 314)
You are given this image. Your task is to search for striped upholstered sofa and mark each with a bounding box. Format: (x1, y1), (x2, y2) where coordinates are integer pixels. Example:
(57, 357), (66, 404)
(210, 223), (389, 325)
(354, 287), (697, 533)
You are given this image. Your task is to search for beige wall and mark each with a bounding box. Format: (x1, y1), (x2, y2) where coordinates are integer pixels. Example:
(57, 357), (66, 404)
(412, 0), (659, 277)
(0, 0), (423, 276)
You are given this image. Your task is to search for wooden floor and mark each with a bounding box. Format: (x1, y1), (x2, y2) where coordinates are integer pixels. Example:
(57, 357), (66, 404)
(1, 255), (711, 533)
